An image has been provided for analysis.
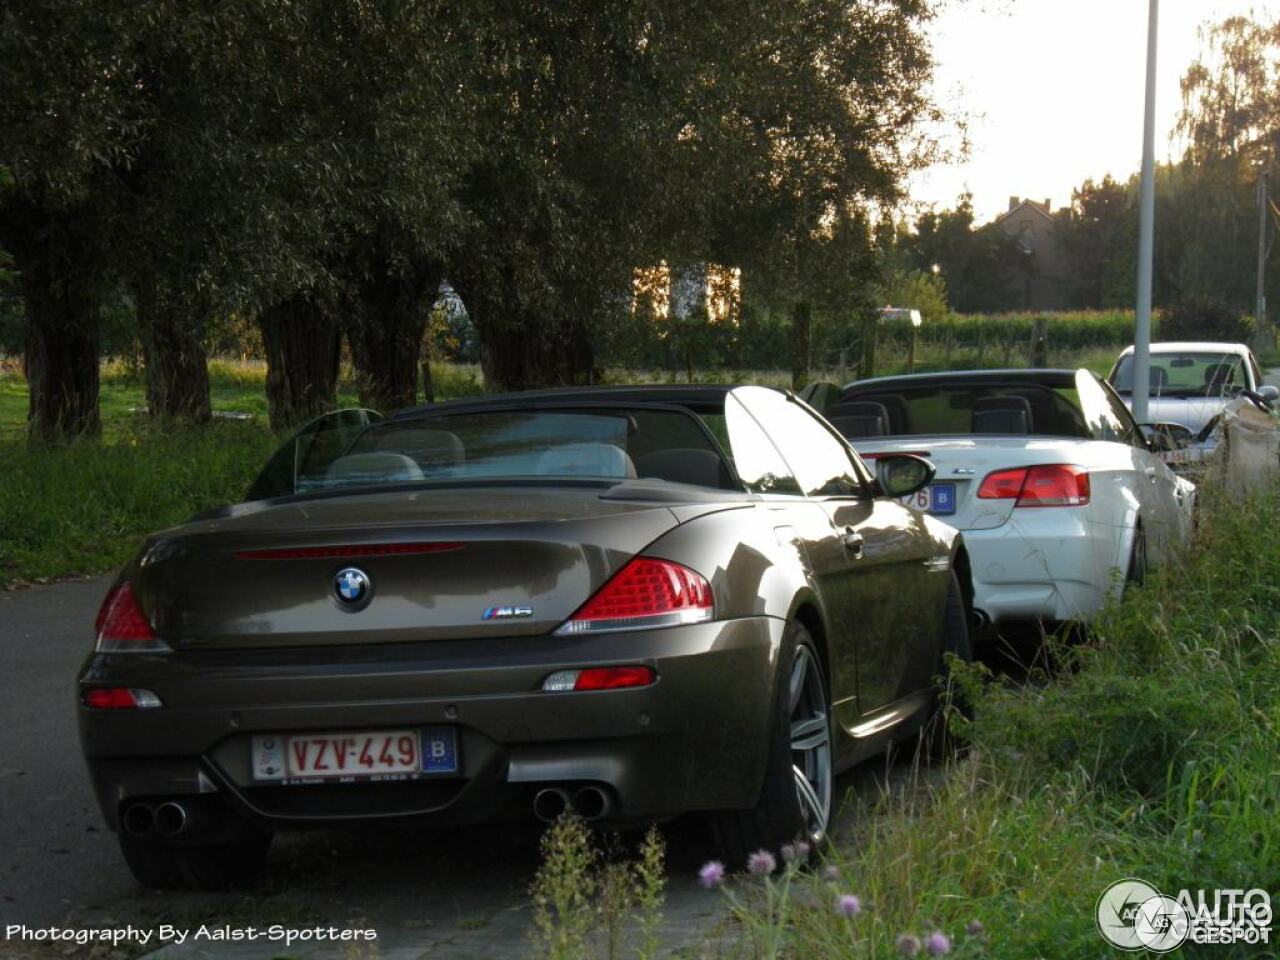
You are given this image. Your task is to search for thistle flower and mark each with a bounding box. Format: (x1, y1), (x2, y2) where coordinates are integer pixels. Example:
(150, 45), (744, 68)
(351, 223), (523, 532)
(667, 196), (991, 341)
(795, 840), (811, 861)
(836, 894), (862, 917)
(897, 933), (922, 956)
(925, 931), (951, 956)
(698, 860), (725, 889)
(747, 849), (776, 876)
(966, 919), (984, 936)
(780, 844), (797, 863)
(823, 864), (841, 881)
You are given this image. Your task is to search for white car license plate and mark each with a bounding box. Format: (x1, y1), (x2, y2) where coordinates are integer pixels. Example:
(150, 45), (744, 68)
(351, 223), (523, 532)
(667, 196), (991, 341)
(900, 482), (956, 515)
(251, 727), (457, 783)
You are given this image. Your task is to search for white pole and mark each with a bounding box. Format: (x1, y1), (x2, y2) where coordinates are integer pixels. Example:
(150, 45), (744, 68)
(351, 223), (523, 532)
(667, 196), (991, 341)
(1133, 0), (1158, 423)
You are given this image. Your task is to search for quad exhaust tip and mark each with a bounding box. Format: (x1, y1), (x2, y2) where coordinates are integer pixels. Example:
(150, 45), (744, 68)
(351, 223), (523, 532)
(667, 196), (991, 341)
(154, 801), (189, 838)
(532, 785), (614, 823)
(532, 788), (569, 823)
(122, 800), (201, 838)
(121, 803), (155, 837)
(573, 786), (612, 821)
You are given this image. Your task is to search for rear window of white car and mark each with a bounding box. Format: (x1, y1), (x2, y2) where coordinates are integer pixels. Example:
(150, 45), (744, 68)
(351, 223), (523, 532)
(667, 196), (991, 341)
(1110, 352), (1246, 397)
(833, 383), (1090, 438)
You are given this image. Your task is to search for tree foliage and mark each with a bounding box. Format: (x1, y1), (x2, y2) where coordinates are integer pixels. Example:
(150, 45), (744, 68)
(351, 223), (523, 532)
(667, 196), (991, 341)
(1, 0), (949, 434)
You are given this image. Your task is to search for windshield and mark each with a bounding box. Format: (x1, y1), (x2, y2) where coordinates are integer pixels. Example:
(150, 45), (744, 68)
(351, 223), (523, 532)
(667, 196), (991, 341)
(1109, 352), (1245, 397)
(253, 407), (736, 499)
(829, 382), (1090, 439)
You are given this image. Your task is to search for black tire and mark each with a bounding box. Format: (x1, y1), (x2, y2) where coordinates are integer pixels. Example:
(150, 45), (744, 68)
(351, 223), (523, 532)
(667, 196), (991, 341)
(119, 820), (271, 891)
(1126, 523), (1147, 588)
(710, 621), (833, 870)
(922, 572), (974, 759)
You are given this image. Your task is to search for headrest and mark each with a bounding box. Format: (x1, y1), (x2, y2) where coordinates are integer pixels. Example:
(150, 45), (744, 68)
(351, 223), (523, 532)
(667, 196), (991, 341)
(971, 395), (1033, 434)
(535, 443), (637, 479)
(325, 452), (426, 486)
(827, 401), (892, 438)
(635, 448), (732, 488)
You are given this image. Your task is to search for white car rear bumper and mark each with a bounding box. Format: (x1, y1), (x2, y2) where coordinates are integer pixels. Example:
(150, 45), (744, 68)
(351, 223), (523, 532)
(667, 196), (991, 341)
(963, 509), (1120, 625)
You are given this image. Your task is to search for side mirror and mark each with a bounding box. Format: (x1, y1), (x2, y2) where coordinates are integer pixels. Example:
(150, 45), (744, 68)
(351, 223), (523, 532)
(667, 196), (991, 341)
(1139, 421), (1193, 453)
(875, 454), (935, 498)
(1259, 384), (1279, 404)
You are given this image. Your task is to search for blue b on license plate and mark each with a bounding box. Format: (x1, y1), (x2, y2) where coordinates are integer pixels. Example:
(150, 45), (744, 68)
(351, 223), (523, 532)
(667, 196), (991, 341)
(421, 726), (458, 773)
(901, 482), (956, 515)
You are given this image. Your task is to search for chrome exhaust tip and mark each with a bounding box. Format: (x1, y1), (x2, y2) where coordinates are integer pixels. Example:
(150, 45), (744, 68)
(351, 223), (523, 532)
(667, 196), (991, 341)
(532, 787), (570, 823)
(121, 803), (155, 837)
(573, 786), (612, 821)
(154, 801), (189, 838)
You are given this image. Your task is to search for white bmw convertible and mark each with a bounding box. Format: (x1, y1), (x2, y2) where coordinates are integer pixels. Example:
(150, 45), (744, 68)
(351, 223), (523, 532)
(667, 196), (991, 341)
(816, 369), (1196, 631)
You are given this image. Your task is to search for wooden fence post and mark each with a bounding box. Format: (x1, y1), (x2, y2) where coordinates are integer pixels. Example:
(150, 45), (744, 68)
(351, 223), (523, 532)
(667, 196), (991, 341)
(1031, 316), (1049, 367)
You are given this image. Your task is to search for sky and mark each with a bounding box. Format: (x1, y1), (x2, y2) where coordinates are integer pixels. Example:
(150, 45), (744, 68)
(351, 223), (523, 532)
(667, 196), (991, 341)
(909, 0), (1280, 221)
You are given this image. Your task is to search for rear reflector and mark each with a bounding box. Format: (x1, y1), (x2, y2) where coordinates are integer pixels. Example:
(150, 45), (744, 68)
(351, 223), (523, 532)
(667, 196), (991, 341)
(236, 542), (465, 560)
(542, 666), (657, 692)
(94, 583), (170, 653)
(977, 464), (1090, 507)
(555, 557), (714, 635)
(82, 687), (163, 709)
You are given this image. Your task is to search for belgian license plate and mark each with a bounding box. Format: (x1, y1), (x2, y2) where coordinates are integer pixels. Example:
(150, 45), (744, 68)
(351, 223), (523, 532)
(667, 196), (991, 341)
(901, 482), (956, 515)
(251, 727), (458, 783)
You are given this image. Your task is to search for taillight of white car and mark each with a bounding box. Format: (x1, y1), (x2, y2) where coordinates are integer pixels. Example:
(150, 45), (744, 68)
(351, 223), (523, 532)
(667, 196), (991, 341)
(555, 556), (714, 634)
(976, 464), (1091, 508)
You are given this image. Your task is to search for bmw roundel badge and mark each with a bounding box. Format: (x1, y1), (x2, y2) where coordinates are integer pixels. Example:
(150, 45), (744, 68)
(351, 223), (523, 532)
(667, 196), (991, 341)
(333, 567), (372, 609)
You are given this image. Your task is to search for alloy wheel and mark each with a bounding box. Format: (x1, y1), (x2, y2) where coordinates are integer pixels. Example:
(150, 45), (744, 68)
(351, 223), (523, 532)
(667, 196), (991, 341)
(788, 644), (832, 843)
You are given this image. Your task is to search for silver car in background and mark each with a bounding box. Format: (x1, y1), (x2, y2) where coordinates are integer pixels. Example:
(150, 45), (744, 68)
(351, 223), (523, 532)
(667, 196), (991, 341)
(1108, 342), (1278, 448)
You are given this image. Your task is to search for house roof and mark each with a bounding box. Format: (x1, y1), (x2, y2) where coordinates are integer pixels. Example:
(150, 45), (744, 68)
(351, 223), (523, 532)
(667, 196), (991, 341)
(995, 199), (1055, 225)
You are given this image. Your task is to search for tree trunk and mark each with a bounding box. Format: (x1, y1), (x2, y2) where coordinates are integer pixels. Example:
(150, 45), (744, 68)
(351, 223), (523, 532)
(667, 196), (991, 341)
(860, 312), (878, 380)
(449, 272), (596, 392)
(347, 274), (435, 411)
(7, 210), (102, 442)
(790, 301), (812, 390)
(134, 283), (211, 423)
(420, 348), (435, 404)
(258, 295), (341, 430)
(473, 308), (595, 392)
(23, 285), (101, 442)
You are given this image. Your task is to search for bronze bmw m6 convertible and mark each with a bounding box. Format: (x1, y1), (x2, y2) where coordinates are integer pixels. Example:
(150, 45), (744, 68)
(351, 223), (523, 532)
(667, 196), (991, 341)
(78, 385), (973, 889)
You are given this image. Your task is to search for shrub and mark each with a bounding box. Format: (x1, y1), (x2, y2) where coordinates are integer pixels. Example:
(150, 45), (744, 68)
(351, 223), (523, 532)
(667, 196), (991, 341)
(1161, 297), (1253, 343)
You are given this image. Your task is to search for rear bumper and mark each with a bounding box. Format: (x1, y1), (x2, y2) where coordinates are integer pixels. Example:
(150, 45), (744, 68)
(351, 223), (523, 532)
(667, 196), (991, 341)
(962, 510), (1114, 625)
(77, 617), (783, 830)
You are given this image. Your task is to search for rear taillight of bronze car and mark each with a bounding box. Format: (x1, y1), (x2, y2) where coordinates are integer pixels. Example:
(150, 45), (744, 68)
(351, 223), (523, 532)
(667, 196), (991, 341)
(83, 582), (168, 709)
(541, 556), (714, 693)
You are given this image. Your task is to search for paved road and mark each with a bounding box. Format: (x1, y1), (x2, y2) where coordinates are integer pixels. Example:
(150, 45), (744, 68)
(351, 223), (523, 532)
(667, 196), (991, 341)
(0, 578), (141, 928)
(0, 576), (921, 959)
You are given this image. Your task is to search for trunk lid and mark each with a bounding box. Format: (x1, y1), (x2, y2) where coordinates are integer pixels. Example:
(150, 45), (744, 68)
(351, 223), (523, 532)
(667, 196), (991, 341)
(134, 486), (688, 649)
(853, 436), (1093, 530)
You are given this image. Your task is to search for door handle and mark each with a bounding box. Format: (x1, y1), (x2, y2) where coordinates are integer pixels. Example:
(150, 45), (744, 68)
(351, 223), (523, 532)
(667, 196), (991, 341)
(1143, 466), (1158, 481)
(842, 528), (865, 560)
